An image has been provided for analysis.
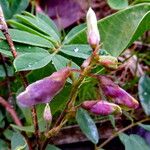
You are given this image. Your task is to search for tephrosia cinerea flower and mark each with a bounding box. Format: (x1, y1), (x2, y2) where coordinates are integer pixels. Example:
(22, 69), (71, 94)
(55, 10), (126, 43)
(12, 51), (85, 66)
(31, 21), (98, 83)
(98, 55), (118, 70)
(86, 7), (100, 49)
(17, 67), (71, 107)
(98, 75), (139, 109)
(43, 103), (52, 123)
(82, 100), (122, 115)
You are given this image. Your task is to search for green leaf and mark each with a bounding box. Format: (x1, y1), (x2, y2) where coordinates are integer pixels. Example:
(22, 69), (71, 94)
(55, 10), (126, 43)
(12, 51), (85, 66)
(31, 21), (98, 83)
(8, 20), (53, 41)
(119, 133), (150, 150)
(45, 144), (61, 150)
(132, 0), (150, 4)
(0, 29), (54, 48)
(14, 51), (53, 71)
(52, 54), (80, 71)
(0, 40), (50, 57)
(11, 117), (47, 133)
(0, 64), (14, 77)
(15, 14), (60, 42)
(11, 124), (34, 133)
(0, 139), (8, 150)
(78, 79), (98, 103)
(50, 85), (71, 115)
(22, 11), (35, 18)
(139, 123), (150, 132)
(11, 132), (28, 150)
(3, 129), (14, 140)
(0, 0), (29, 19)
(65, 3), (150, 57)
(60, 44), (91, 59)
(107, 0), (129, 10)
(27, 62), (55, 83)
(63, 23), (86, 44)
(37, 12), (60, 38)
(76, 108), (99, 144)
(11, 108), (47, 132)
(138, 75), (150, 115)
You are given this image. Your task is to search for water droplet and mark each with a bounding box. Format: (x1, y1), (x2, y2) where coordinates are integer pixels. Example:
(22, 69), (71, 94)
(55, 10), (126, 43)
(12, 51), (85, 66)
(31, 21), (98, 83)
(28, 64), (32, 67)
(144, 92), (147, 96)
(73, 48), (79, 52)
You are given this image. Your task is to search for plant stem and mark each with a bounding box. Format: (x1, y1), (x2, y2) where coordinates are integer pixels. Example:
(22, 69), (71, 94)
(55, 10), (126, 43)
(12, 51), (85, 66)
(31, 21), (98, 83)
(0, 8), (39, 149)
(98, 117), (150, 149)
(43, 49), (98, 150)
(32, 105), (40, 148)
(0, 96), (22, 126)
(0, 53), (13, 100)
(0, 96), (32, 149)
(54, 57), (95, 128)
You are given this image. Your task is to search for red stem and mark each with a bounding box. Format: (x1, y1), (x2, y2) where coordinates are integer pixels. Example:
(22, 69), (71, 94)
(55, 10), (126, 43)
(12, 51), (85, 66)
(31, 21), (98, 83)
(0, 96), (22, 126)
(0, 9), (39, 149)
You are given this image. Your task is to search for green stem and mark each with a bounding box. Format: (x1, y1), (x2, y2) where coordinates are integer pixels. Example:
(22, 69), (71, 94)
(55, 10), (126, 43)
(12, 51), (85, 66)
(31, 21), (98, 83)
(54, 56), (95, 128)
(98, 117), (150, 149)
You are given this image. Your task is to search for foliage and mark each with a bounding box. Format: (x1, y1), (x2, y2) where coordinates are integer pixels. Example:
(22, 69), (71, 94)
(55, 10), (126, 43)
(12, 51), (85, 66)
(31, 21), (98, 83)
(0, 1), (150, 150)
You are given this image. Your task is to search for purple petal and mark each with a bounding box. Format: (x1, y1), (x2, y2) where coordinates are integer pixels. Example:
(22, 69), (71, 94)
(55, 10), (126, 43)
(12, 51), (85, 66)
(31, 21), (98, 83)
(81, 100), (98, 110)
(98, 75), (139, 109)
(82, 100), (122, 116)
(90, 101), (121, 115)
(17, 67), (71, 107)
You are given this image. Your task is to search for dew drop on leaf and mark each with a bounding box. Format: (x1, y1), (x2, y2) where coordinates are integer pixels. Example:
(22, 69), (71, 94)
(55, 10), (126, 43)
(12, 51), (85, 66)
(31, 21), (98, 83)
(73, 48), (79, 52)
(28, 64), (32, 68)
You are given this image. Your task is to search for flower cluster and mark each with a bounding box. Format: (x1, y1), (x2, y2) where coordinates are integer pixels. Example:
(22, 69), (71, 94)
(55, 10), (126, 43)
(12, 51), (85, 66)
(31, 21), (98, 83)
(16, 8), (139, 121)
(81, 75), (139, 116)
(80, 8), (139, 116)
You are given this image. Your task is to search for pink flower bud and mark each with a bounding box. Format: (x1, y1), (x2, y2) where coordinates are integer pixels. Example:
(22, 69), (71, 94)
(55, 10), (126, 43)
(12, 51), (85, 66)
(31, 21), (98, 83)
(98, 55), (118, 70)
(98, 75), (139, 109)
(17, 67), (71, 107)
(81, 56), (91, 69)
(43, 103), (52, 122)
(82, 100), (98, 110)
(86, 8), (100, 49)
(82, 100), (122, 116)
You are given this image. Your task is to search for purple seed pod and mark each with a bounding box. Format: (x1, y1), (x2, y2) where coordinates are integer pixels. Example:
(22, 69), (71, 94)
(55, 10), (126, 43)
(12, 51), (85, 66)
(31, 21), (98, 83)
(82, 100), (122, 116)
(17, 67), (71, 107)
(43, 103), (52, 122)
(98, 75), (139, 109)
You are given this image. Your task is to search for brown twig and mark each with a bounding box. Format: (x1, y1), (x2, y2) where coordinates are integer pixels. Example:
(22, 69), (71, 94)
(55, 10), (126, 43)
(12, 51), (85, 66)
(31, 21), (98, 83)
(98, 117), (150, 149)
(0, 96), (32, 150)
(0, 6), (39, 149)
